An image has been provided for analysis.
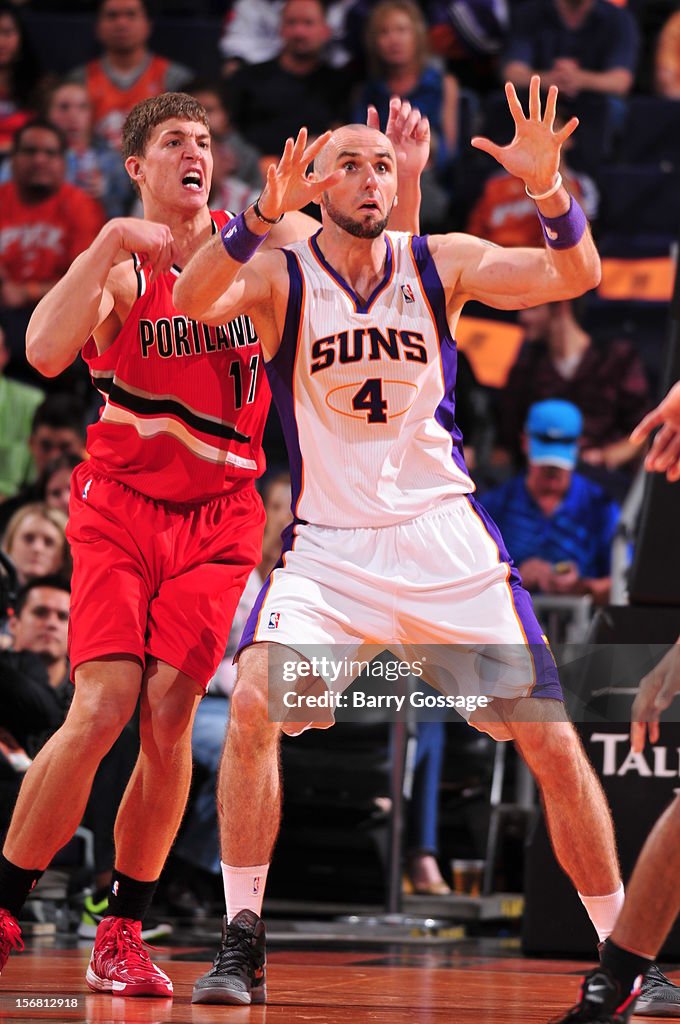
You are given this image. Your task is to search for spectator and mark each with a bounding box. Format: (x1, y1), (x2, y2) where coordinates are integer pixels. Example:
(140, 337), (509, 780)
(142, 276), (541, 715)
(355, 0), (459, 168)
(655, 10), (680, 99)
(2, 503), (70, 586)
(503, 0), (639, 100)
(495, 299), (651, 475)
(483, 400), (619, 603)
(186, 80), (263, 209)
(46, 80), (133, 218)
(0, 321), (44, 501)
(39, 453), (81, 518)
(0, 394), (87, 534)
(402, 719), (450, 895)
(0, 3), (41, 166)
(227, 0), (352, 161)
(466, 110), (597, 247)
(0, 120), (105, 369)
(220, 0), (361, 75)
(69, 0), (192, 150)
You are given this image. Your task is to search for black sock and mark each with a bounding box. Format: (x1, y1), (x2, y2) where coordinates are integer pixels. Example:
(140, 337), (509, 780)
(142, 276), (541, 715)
(0, 854), (43, 918)
(106, 870), (158, 923)
(601, 938), (654, 996)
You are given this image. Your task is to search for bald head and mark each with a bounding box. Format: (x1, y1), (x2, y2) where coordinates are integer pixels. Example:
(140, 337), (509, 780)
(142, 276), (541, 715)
(315, 124), (395, 178)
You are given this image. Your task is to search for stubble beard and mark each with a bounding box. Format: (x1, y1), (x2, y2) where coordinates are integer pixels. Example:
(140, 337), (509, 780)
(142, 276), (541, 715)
(323, 194), (393, 239)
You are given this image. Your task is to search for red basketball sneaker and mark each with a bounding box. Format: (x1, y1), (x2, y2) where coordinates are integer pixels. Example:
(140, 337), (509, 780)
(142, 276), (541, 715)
(86, 917), (173, 997)
(0, 908), (23, 975)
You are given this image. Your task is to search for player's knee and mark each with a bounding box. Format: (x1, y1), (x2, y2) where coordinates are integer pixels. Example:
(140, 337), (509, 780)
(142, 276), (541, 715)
(66, 690), (134, 750)
(229, 678), (273, 740)
(524, 722), (585, 783)
(141, 692), (197, 753)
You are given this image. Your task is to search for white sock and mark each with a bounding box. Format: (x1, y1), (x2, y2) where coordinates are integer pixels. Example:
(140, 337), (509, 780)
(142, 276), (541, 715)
(221, 861), (269, 922)
(579, 882), (625, 943)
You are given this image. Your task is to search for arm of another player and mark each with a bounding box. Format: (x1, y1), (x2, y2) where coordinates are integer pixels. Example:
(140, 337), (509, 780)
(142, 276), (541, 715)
(26, 218), (181, 377)
(431, 77), (601, 309)
(174, 128), (344, 327)
(630, 381), (680, 482)
(631, 639), (680, 753)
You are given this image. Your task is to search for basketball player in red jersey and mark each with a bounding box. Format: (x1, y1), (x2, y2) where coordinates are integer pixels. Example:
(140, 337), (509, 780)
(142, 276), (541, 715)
(0, 91), (428, 996)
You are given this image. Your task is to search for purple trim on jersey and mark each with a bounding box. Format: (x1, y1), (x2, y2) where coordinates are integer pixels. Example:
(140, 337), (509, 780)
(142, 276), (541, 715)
(409, 234), (470, 480)
(309, 230), (393, 314)
(266, 249), (305, 518)
(238, 520), (297, 651)
(467, 494), (563, 702)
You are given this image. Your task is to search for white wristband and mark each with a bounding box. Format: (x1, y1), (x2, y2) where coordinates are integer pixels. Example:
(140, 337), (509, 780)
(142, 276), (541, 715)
(525, 172), (562, 202)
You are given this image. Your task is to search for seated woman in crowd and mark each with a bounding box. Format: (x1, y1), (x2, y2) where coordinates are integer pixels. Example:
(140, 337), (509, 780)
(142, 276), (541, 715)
(2, 503), (70, 586)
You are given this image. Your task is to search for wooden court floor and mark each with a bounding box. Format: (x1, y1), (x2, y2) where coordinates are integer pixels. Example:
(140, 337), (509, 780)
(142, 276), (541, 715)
(0, 941), (675, 1024)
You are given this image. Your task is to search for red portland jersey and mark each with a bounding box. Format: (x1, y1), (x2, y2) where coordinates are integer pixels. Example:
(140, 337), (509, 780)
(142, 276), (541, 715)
(83, 210), (269, 504)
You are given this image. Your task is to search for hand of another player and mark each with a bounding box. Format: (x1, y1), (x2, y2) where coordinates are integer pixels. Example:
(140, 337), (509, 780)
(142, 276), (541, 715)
(109, 217), (181, 282)
(371, 97), (431, 180)
(257, 128), (345, 222)
(631, 382), (680, 482)
(470, 75), (578, 196)
(631, 641), (680, 752)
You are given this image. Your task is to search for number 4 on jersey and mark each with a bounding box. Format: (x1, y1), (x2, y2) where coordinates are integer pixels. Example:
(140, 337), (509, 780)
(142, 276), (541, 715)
(352, 378), (388, 423)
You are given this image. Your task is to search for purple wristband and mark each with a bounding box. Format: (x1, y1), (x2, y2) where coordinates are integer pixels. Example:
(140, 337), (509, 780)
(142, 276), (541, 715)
(537, 197), (587, 251)
(220, 211), (268, 263)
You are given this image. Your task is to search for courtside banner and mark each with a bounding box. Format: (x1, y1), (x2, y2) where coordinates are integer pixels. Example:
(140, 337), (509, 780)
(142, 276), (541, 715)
(262, 643), (678, 728)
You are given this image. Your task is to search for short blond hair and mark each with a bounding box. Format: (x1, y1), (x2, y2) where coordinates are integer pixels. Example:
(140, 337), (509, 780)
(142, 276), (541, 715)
(122, 92), (210, 159)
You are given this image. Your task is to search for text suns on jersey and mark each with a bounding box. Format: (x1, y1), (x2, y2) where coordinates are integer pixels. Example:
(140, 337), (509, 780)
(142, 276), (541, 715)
(309, 324), (429, 425)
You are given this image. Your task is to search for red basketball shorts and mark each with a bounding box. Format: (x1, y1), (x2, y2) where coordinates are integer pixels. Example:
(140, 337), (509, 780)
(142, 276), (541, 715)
(66, 462), (265, 689)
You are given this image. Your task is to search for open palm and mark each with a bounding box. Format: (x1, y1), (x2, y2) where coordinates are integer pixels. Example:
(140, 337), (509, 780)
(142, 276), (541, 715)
(471, 76), (577, 195)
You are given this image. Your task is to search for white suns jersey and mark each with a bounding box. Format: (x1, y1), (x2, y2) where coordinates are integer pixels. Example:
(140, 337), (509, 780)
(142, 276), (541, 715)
(266, 230), (475, 528)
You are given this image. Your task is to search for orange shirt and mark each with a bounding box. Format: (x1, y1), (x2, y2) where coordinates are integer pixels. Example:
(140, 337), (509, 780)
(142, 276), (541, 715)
(0, 181), (105, 285)
(466, 171), (589, 248)
(86, 55), (174, 148)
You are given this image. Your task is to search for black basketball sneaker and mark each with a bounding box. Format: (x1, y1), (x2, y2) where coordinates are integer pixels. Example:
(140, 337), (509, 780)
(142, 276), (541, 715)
(192, 910), (266, 1005)
(550, 967), (641, 1024)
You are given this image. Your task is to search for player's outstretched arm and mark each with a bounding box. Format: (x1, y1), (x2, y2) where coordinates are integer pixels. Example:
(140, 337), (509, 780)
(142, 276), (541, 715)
(431, 77), (600, 309)
(175, 128), (344, 325)
(630, 381), (680, 482)
(26, 218), (181, 378)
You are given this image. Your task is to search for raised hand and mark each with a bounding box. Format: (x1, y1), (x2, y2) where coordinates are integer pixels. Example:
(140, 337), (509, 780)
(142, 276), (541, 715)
(630, 381), (680, 482)
(370, 97), (431, 180)
(257, 128), (345, 222)
(470, 75), (578, 196)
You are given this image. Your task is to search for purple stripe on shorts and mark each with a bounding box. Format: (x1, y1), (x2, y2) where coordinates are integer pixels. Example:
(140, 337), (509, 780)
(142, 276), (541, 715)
(409, 235), (470, 480)
(238, 521), (297, 652)
(467, 494), (563, 702)
(265, 250), (305, 518)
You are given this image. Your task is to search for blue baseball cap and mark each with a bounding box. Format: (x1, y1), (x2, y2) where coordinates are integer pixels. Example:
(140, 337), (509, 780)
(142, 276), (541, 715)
(525, 399), (583, 469)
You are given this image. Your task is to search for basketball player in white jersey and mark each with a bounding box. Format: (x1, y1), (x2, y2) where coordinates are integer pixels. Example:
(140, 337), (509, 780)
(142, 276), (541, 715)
(174, 77), (680, 1013)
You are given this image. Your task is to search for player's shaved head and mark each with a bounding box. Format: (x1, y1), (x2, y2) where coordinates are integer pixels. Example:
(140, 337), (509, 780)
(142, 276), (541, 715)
(315, 124), (395, 177)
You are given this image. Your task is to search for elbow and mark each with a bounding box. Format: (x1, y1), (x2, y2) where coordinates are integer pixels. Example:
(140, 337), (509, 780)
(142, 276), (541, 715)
(26, 333), (65, 379)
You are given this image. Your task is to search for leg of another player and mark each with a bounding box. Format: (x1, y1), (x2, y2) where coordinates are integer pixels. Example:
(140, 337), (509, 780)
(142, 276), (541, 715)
(611, 794), (680, 957)
(4, 656), (142, 872)
(504, 700), (621, 900)
(113, 658), (202, 880)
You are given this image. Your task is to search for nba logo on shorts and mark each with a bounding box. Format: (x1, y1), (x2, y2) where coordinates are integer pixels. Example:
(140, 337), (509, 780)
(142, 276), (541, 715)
(252, 876), (260, 896)
(112, 881), (119, 896)
(401, 283), (415, 303)
(82, 478), (93, 500)
(268, 612), (280, 630)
